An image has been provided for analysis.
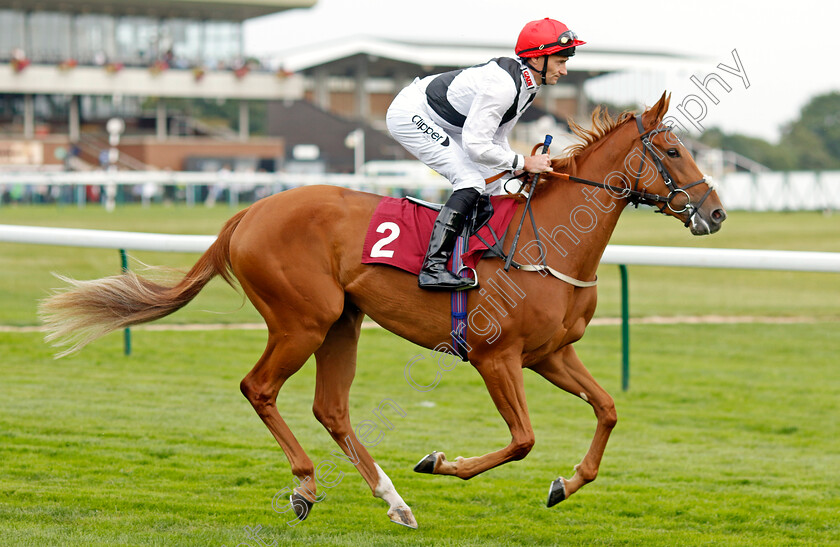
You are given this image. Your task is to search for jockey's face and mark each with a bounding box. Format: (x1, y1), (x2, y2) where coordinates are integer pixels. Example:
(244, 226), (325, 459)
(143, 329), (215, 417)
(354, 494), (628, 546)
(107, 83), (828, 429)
(528, 54), (569, 85)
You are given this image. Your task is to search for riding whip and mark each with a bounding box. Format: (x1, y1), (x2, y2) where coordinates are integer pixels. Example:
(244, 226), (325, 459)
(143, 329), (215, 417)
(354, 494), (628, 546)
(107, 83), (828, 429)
(504, 134), (552, 271)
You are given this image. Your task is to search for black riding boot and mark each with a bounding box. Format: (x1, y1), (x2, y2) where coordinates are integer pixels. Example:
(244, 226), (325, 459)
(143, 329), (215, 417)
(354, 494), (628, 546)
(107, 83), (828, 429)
(418, 206), (476, 291)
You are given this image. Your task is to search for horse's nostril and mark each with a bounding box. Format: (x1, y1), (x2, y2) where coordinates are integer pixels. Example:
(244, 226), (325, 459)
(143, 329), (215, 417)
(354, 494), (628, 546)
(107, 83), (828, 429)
(711, 209), (727, 223)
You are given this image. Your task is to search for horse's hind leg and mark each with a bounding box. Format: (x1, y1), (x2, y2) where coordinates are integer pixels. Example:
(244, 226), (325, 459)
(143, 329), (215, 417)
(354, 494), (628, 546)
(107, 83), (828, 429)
(239, 329), (326, 519)
(416, 349), (536, 480)
(312, 302), (418, 529)
(530, 344), (617, 506)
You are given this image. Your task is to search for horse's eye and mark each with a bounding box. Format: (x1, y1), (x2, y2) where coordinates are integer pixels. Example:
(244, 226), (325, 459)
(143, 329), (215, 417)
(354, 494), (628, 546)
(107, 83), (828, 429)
(667, 148), (680, 158)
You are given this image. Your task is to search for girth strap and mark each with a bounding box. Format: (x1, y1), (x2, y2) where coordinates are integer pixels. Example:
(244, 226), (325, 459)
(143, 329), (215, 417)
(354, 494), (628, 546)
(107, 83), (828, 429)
(516, 264), (598, 287)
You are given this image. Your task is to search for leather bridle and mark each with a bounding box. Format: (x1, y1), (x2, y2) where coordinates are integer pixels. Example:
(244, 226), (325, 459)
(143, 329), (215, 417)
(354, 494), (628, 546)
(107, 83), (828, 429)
(491, 118), (718, 283)
(549, 116), (714, 227)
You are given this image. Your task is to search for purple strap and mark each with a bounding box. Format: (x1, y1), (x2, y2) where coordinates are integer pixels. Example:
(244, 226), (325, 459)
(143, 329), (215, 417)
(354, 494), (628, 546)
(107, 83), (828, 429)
(450, 234), (470, 361)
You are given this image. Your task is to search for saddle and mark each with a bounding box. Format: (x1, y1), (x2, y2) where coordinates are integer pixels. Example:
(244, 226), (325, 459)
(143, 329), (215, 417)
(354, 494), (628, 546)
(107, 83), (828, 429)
(406, 193), (495, 240)
(361, 194), (518, 276)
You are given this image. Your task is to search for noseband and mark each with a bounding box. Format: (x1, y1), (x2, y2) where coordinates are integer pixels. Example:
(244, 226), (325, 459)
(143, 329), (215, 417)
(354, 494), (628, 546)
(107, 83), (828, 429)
(631, 116), (713, 226)
(493, 119), (718, 283)
(543, 116), (715, 227)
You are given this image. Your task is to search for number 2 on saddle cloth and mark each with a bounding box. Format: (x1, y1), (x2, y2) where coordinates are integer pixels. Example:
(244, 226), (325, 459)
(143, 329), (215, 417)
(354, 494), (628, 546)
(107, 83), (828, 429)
(361, 194), (519, 360)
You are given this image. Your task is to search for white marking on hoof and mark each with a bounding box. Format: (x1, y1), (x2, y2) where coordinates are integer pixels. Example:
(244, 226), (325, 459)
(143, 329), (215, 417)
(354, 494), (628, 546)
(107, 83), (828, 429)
(374, 463), (418, 529)
(579, 391), (589, 402)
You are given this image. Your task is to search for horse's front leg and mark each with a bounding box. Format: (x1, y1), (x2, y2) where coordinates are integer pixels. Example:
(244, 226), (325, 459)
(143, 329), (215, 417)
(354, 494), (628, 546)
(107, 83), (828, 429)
(529, 344), (617, 505)
(415, 349), (535, 479)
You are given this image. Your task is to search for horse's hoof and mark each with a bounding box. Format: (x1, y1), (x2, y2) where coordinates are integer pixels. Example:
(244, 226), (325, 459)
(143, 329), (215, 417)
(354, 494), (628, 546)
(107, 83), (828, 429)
(413, 452), (438, 474)
(546, 477), (566, 507)
(291, 492), (314, 521)
(388, 506), (418, 529)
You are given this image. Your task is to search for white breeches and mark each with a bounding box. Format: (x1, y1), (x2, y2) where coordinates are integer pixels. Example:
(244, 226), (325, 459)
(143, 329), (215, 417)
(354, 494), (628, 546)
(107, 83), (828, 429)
(386, 85), (496, 194)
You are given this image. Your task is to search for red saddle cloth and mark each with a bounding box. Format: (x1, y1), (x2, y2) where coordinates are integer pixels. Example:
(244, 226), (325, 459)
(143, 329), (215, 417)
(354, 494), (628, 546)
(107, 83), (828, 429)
(361, 196), (519, 274)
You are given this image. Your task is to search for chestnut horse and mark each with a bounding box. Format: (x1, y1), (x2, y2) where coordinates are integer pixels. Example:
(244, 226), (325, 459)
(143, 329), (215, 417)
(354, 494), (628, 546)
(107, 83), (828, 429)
(40, 93), (726, 529)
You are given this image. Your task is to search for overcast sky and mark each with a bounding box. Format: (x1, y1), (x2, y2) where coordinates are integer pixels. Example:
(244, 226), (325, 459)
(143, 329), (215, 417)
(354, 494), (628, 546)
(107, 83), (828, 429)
(245, 0), (840, 144)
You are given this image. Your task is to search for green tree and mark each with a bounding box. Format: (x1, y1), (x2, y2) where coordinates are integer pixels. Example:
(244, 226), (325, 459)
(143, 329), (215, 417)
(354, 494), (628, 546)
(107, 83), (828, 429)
(696, 91), (840, 171)
(696, 128), (795, 170)
(780, 91), (840, 170)
(782, 123), (836, 170)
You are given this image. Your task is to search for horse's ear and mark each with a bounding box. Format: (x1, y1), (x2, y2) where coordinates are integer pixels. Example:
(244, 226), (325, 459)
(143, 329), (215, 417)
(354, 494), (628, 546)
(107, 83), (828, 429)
(642, 91), (671, 128)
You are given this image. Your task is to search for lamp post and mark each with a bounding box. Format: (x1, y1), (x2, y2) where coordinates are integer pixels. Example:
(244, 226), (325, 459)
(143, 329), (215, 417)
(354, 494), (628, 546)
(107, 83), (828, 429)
(345, 128), (365, 174)
(105, 117), (125, 212)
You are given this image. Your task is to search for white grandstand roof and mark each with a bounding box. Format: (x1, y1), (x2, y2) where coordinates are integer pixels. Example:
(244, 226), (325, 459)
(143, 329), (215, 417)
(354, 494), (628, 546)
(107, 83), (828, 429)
(273, 35), (707, 77)
(0, 0), (316, 21)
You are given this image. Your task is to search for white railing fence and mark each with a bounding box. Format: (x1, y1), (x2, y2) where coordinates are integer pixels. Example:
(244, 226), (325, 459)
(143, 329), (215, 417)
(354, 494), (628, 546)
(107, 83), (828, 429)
(4, 224), (840, 273)
(716, 171), (840, 211)
(2, 224), (839, 390)
(2, 170), (840, 211)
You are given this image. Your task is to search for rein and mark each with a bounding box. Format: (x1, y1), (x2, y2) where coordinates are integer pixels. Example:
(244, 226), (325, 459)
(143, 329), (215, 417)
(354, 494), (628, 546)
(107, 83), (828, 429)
(488, 116), (714, 286)
(504, 135), (552, 271)
(555, 116), (713, 227)
(481, 138), (598, 288)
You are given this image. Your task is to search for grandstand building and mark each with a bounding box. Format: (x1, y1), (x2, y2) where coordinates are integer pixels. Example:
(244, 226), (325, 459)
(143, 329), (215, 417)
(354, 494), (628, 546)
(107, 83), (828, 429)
(265, 36), (704, 172)
(2, 2), (716, 175)
(0, 0), (314, 171)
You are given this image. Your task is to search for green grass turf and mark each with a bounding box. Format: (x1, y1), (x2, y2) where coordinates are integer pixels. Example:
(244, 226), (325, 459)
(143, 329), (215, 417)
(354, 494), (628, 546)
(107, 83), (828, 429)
(1, 324), (838, 545)
(1, 204), (839, 326)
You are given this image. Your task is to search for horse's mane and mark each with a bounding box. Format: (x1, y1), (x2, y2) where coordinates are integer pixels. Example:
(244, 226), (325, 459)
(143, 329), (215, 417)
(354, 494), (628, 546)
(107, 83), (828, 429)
(552, 106), (637, 172)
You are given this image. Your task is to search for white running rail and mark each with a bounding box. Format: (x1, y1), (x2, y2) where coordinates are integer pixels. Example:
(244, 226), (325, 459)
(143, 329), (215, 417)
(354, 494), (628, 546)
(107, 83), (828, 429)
(3, 224), (840, 273)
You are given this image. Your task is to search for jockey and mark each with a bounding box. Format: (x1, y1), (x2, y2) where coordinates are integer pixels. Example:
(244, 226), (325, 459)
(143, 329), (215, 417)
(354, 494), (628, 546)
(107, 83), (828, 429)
(386, 18), (586, 291)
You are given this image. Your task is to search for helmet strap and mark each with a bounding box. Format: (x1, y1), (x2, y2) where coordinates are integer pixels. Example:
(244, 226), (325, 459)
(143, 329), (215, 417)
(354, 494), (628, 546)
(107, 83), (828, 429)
(525, 57), (548, 86)
(540, 55), (548, 85)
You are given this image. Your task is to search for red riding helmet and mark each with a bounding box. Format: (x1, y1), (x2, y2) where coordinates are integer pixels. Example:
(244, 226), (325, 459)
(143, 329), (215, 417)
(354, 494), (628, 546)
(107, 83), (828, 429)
(516, 18), (586, 58)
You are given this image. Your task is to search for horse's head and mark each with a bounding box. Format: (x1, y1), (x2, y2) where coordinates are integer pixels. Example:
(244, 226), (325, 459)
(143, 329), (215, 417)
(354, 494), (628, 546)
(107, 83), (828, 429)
(628, 92), (727, 235)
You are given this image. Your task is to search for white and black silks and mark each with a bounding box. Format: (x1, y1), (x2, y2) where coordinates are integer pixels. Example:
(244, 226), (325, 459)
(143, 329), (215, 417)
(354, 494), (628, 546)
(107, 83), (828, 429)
(385, 57), (540, 196)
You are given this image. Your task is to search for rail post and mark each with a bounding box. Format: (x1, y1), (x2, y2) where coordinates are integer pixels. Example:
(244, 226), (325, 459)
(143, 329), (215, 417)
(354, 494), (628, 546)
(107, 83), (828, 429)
(119, 249), (132, 356)
(619, 264), (630, 391)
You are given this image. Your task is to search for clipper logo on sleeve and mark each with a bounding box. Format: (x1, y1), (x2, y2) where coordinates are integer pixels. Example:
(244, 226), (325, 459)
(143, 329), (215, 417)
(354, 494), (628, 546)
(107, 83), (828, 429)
(411, 115), (450, 147)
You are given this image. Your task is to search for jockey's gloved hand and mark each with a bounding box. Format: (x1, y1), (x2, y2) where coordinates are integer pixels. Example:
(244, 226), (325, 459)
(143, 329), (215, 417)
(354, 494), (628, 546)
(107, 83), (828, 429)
(524, 153), (552, 173)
